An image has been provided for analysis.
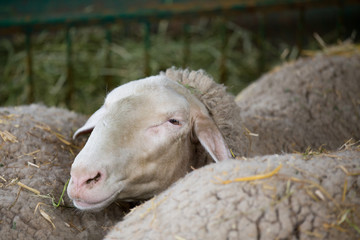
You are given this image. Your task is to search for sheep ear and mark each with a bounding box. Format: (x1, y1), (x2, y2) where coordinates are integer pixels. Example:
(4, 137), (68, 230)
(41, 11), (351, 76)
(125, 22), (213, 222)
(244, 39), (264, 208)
(193, 114), (231, 162)
(73, 106), (106, 139)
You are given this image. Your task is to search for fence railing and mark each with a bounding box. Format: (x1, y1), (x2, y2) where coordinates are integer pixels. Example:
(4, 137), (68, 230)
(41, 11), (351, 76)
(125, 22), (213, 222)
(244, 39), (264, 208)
(1, 0), (358, 106)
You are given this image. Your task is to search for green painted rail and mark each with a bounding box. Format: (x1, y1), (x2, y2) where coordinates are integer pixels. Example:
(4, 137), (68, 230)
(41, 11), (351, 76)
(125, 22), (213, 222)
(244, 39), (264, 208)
(2, 0), (358, 32)
(0, 0), (359, 107)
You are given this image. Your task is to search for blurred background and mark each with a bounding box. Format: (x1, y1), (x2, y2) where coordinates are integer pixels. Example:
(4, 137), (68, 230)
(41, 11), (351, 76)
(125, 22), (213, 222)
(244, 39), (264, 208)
(0, 0), (359, 114)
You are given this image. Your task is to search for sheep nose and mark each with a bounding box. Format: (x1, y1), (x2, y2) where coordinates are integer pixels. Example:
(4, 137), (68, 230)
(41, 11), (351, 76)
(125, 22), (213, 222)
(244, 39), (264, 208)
(71, 170), (104, 189)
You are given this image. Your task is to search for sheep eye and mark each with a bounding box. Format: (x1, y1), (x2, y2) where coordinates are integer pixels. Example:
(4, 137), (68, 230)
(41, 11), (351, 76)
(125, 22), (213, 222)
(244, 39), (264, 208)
(169, 119), (180, 125)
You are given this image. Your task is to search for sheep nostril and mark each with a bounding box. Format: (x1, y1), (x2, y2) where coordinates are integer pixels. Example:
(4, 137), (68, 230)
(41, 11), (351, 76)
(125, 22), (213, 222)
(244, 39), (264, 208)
(85, 172), (102, 185)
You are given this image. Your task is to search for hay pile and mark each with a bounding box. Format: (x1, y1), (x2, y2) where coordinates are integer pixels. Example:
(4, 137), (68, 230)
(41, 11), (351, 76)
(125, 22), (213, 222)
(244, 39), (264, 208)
(0, 105), (129, 239)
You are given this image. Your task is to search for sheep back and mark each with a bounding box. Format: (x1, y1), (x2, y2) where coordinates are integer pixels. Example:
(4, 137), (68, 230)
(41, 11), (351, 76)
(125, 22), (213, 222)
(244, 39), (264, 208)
(105, 148), (360, 240)
(0, 105), (129, 240)
(236, 54), (360, 155)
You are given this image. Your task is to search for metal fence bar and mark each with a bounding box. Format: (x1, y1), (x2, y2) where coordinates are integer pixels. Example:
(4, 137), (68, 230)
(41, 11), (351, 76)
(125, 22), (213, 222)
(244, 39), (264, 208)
(336, 0), (345, 40)
(182, 23), (190, 68)
(65, 25), (74, 107)
(25, 28), (35, 103)
(296, 7), (305, 57)
(219, 18), (228, 84)
(256, 12), (266, 74)
(143, 21), (151, 76)
(104, 26), (113, 91)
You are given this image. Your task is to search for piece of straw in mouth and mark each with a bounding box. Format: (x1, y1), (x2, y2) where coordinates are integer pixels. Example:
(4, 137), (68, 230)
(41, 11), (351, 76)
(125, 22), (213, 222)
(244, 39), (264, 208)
(52, 179), (70, 208)
(17, 181), (40, 195)
(216, 163), (283, 184)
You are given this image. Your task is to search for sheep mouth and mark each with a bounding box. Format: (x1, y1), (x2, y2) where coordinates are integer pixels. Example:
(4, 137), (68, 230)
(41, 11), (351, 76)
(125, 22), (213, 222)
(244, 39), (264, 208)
(73, 190), (119, 211)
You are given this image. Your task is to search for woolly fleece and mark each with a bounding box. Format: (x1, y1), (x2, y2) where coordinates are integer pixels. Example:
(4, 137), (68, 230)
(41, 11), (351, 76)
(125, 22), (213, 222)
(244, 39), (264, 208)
(236, 54), (360, 155)
(105, 148), (360, 240)
(162, 68), (251, 160)
(0, 105), (129, 240)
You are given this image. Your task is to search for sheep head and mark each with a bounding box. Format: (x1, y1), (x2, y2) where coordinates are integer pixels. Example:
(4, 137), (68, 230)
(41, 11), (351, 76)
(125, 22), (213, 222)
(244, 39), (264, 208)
(67, 75), (231, 211)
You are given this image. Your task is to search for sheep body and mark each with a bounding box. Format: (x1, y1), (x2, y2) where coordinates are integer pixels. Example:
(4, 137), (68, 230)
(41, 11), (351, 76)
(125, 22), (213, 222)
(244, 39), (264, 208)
(105, 148), (360, 240)
(68, 55), (360, 211)
(2, 54), (360, 239)
(0, 105), (128, 240)
(236, 54), (360, 155)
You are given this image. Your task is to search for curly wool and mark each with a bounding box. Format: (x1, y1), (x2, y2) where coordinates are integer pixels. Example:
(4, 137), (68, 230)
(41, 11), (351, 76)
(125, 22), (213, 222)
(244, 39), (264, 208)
(236, 54), (360, 155)
(162, 68), (251, 160)
(0, 105), (129, 240)
(105, 148), (360, 240)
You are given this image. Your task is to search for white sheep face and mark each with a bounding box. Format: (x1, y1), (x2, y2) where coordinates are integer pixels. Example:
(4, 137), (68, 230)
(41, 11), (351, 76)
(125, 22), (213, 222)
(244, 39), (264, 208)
(67, 75), (230, 211)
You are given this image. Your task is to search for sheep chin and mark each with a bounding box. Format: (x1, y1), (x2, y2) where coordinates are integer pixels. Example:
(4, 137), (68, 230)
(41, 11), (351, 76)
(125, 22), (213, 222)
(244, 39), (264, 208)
(72, 189), (120, 212)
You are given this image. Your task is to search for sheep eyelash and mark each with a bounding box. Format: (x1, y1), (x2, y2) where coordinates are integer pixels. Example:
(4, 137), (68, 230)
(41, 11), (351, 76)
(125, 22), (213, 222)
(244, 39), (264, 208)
(168, 119), (181, 126)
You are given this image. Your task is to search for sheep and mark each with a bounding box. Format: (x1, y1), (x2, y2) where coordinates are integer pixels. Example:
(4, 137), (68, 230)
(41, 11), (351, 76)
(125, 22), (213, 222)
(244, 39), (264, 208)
(0, 105), (130, 239)
(68, 55), (360, 212)
(2, 104), (358, 240)
(105, 147), (360, 240)
(1, 54), (359, 239)
(236, 54), (360, 155)
(67, 69), (252, 211)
